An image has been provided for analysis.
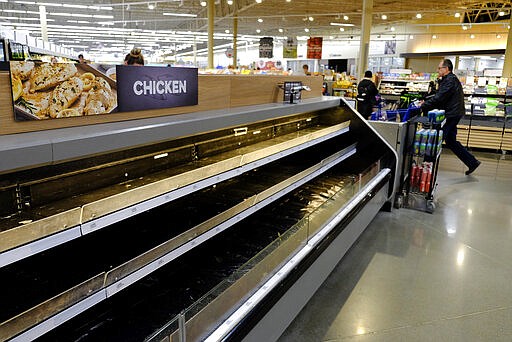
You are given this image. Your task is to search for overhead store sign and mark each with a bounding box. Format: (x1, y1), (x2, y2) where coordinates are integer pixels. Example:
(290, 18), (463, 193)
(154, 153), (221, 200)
(259, 37), (274, 58)
(116, 66), (198, 112)
(283, 37), (298, 58)
(307, 37), (323, 59)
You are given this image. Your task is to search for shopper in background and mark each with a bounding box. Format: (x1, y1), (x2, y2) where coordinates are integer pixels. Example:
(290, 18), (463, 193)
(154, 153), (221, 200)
(421, 58), (481, 175)
(78, 54), (86, 64)
(302, 64), (311, 76)
(124, 48), (145, 66)
(356, 70), (378, 119)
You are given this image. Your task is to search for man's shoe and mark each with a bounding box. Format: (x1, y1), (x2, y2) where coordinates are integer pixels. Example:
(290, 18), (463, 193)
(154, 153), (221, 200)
(465, 160), (481, 175)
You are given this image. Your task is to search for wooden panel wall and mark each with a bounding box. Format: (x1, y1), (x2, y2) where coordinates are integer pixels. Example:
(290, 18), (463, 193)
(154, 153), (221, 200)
(0, 73), (323, 135)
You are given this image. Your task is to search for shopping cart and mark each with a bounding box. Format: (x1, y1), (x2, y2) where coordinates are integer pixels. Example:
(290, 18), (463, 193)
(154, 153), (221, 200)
(395, 115), (444, 213)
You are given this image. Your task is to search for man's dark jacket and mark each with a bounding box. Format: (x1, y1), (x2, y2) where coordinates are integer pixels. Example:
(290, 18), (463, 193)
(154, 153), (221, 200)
(422, 72), (465, 118)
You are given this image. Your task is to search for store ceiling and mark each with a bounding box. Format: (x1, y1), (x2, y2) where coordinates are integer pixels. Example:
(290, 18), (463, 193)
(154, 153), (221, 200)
(0, 0), (511, 60)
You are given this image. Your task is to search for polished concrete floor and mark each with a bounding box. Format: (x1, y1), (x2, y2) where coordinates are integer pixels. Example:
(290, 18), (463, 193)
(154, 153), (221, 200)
(279, 150), (512, 342)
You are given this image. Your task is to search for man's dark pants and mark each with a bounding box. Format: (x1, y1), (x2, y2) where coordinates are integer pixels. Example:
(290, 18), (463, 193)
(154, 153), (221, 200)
(443, 115), (479, 168)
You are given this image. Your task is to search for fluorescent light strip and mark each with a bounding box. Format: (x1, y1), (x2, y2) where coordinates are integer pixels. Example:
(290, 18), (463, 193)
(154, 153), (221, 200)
(329, 22), (355, 27)
(2, 9), (27, 13)
(163, 13), (197, 17)
(63, 4), (88, 9)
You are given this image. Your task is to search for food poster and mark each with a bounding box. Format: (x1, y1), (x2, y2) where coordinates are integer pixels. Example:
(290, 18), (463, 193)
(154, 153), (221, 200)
(259, 37), (274, 59)
(283, 37), (298, 58)
(306, 37), (323, 59)
(10, 61), (117, 120)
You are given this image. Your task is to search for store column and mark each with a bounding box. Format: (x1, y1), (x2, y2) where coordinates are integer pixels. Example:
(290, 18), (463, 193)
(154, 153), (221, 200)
(208, 0), (215, 69)
(357, 0), (373, 80)
(503, 17), (512, 77)
(233, 14), (238, 68)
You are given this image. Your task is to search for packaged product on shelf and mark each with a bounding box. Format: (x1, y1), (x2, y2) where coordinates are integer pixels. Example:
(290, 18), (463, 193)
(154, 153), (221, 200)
(414, 129), (423, 144)
(419, 142), (426, 156)
(425, 143), (433, 157)
(425, 162), (433, 193)
(427, 129), (437, 145)
(413, 141), (420, 155)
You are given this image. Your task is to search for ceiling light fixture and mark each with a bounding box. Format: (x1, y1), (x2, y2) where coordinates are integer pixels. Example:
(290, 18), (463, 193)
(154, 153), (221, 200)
(225, 29), (230, 33)
(339, 27), (344, 32)
(200, 1), (207, 6)
(343, 15), (349, 20)
(308, 16), (314, 21)
(148, 3), (155, 10)
(256, 0), (262, 3)
(454, 12), (461, 18)
(163, 13), (197, 17)
(381, 14), (387, 20)
(462, 25), (468, 30)
(304, 28), (309, 32)
(258, 18), (263, 22)
(496, 34), (502, 38)
(416, 13), (422, 19)
(256, 29), (261, 33)
(390, 26), (395, 31)
(499, 11), (505, 16)
(278, 28), (283, 32)
(432, 34), (437, 39)
(409, 35), (414, 39)
(227, 0), (233, 4)
(329, 22), (355, 27)
(470, 34), (475, 39)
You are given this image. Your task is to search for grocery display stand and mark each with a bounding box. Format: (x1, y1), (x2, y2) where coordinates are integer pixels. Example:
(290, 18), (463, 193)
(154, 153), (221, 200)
(396, 115), (444, 213)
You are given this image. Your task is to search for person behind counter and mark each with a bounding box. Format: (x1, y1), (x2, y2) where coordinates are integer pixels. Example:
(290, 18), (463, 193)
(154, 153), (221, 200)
(124, 47), (144, 66)
(78, 54), (87, 64)
(302, 64), (311, 76)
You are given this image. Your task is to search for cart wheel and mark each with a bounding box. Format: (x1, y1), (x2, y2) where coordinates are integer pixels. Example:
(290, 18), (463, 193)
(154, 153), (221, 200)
(394, 194), (403, 209)
(426, 200), (435, 213)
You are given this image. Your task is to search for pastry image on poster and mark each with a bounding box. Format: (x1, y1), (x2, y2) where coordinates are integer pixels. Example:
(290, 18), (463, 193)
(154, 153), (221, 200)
(10, 61), (117, 120)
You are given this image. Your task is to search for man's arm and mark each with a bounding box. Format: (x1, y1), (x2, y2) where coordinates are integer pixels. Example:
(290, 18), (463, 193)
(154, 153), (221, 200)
(422, 76), (454, 111)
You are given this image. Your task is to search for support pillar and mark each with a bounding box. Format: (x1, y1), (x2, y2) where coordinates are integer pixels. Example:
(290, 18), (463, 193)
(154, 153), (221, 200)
(357, 0), (373, 80)
(208, 0), (214, 69)
(503, 18), (512, 77)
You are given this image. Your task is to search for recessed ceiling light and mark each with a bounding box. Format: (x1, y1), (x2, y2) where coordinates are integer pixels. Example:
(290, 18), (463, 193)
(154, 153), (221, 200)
(200, 1), (207, 6)
(416, 13), (422, 19)
(462, 25), (468, 30)
(409, 35), (414, 39)
(499, 11), (505, 16)
(256, 29), (261, 33)
(148, 3), (155, 10)
(227, 0), (233, 4)
(225, 29), (230, 33)
(432, 34), (437, 39)
(258, 18), (263, 22)
(496, 34), (502, 39)
(470, 34), (475, 39)
(339, 28), (344, 32)
(343, 15), (349, 20)
(278, 28), (283, 33)
(308, 16), (314, 21)
(454, 12), (461, 18)
(256, 0), (262, 3)
(381, 14), (387, 20)
(304, 28), (309, 32)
